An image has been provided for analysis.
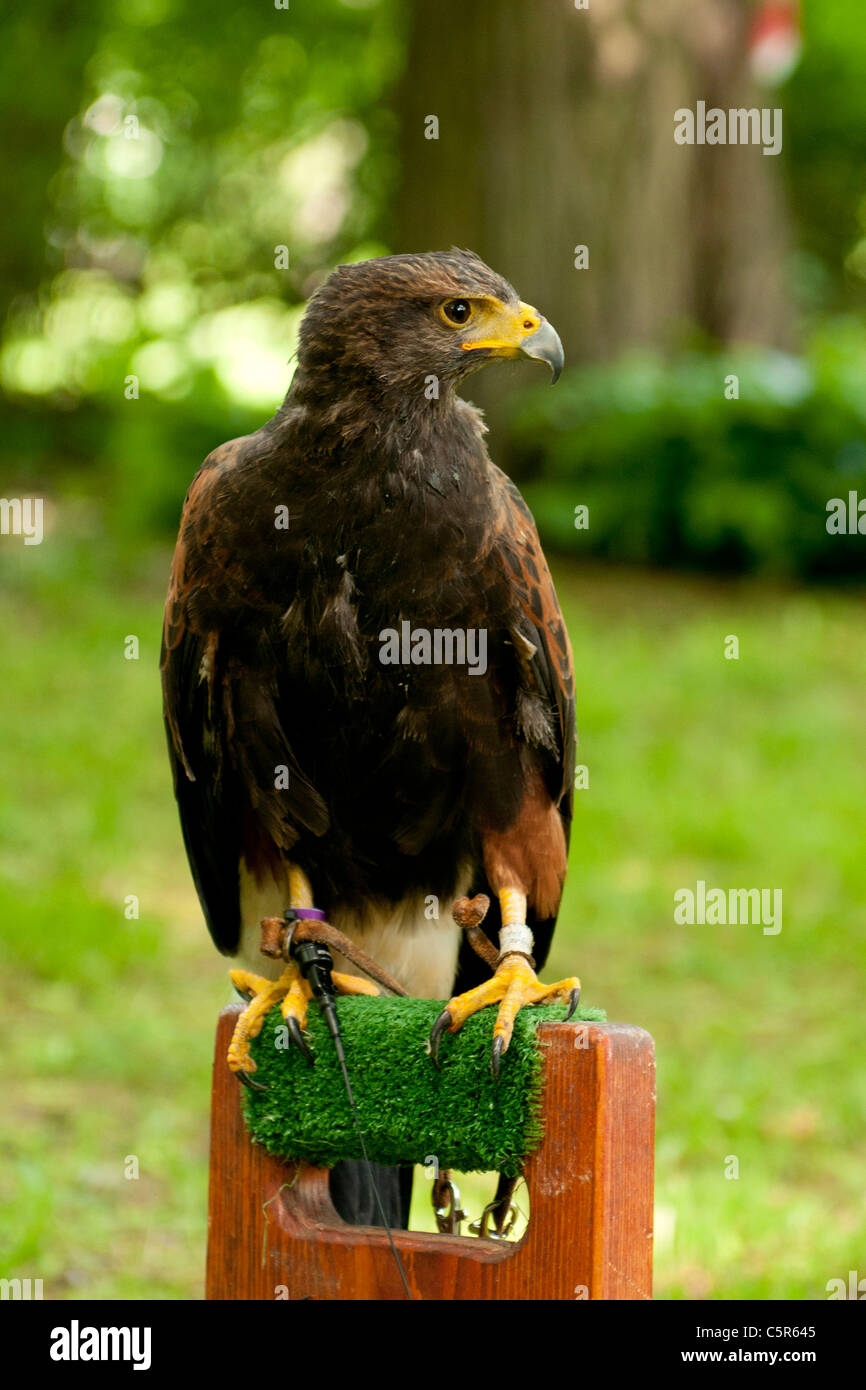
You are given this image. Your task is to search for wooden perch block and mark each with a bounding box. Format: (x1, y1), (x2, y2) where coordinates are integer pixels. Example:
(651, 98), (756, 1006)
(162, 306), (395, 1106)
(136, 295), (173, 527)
(206, 1004), (655, 1300)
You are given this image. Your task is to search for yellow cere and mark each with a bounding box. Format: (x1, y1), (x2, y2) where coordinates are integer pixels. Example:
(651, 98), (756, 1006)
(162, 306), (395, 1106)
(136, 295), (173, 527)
(458, 299), (542, 354)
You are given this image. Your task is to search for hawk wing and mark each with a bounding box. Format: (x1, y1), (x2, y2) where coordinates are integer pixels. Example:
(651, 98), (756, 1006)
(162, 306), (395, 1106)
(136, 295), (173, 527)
(454, 465), (576, 990)
(160, 448), (328, 954)
(492, 465), (576, 831)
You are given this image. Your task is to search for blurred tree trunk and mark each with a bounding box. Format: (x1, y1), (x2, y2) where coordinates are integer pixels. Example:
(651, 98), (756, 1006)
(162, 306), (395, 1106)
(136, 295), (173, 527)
(0, 0), (102, 320)
(393, 0), (792, 410)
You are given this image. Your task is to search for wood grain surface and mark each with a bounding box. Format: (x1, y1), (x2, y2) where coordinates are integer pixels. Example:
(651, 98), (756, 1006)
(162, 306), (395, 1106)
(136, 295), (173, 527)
(206, 1004), (655, 1300)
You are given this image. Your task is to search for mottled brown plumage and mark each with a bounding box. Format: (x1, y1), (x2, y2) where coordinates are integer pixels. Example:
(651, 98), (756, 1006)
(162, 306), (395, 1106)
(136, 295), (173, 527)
(161, 250), (574, 998)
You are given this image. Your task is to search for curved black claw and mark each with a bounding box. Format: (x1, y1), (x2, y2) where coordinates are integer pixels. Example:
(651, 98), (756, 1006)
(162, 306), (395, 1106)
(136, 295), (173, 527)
(287, 1015), (314, 1066)
(235, 1068), (269, 1093)
(490, 1034), (505, 1082)
(429, 1009), (453, 1070)
(564, 986), (581, 1022)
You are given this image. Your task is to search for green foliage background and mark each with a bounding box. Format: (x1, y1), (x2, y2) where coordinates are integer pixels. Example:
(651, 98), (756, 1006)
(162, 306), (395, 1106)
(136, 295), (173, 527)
(3, 0), (866, 571)
(1, 0), (865, 1303)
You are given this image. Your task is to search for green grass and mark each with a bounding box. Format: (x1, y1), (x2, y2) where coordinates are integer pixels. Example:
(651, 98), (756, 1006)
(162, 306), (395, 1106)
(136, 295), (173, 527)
(1, 532), (864, 1299)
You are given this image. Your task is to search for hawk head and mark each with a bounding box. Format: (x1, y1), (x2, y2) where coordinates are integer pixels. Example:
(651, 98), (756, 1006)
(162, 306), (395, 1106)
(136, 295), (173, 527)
(296, 249), (564, 396)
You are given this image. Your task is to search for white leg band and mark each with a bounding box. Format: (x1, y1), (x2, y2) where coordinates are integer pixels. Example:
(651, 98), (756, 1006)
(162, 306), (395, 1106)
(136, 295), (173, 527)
(498, 923), (534, 959)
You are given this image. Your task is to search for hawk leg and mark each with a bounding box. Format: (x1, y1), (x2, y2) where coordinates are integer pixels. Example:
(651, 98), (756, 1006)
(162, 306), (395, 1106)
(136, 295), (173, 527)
(227, 865), (377, 1086)
(429, 888), (580, 1079)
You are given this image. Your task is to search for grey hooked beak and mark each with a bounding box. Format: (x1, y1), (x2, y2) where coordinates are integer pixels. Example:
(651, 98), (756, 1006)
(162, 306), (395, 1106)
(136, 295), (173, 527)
(520, 319), (564, 384)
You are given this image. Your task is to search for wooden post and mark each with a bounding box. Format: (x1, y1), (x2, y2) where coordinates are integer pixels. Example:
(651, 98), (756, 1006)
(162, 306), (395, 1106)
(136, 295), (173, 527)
(206, 1005), (655, 1300)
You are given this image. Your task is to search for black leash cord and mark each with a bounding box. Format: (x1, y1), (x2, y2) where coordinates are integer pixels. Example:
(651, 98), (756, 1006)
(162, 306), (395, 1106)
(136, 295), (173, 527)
(290, 938), (414, 1301)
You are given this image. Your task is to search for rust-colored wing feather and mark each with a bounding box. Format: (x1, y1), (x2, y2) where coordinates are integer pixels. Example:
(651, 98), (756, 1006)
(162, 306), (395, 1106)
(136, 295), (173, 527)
(450, 465), (576, 992)
(491, 465), (576, 827)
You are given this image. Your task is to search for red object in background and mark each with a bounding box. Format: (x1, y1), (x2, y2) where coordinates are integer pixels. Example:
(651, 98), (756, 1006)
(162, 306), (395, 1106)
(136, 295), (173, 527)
(749, 1), (802, 86)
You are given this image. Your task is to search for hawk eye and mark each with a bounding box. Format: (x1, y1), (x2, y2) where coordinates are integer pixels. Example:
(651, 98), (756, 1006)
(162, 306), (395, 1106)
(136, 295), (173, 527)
(441, 298), (472, 326)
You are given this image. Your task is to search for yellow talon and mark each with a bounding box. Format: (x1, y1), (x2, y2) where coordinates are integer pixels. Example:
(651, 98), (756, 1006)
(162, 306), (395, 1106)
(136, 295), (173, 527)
(226, 958), (380, 1076)
(227, 964), (300, 1075)
(280, 972), (313, 1027)
(331, 972), (379, 998)
(227, 864), (382, 1077)
(430, 953), (580, 1077)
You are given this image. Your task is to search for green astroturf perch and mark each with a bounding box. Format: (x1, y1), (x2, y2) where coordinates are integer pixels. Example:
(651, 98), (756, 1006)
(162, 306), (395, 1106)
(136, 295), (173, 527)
(242, 998), (606, 1178)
